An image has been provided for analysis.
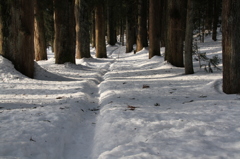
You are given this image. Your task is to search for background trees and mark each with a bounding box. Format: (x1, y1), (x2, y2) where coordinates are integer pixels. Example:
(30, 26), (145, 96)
(1, 0), (239, 95)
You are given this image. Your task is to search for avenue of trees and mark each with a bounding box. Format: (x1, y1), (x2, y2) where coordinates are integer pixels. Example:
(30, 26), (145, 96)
(0, 0), (239, 94)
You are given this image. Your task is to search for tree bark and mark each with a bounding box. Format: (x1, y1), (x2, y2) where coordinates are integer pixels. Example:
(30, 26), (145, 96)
(107, 0), (116, 46)
(205, 1), (213, 34)
(0, 0), (34, 78)
(54, 0), (76, 64)
(126, 0), (136, 53)
(91, 10), (96, 48)
(34, 0), (47, 61)
(149, 0), (161, 59)
(75, 0), (91, 59)
(184, 0), (194, 74)
(166, 0), (187, 67)
(160, 0), (167, 48)
(136, 0), (148, 52)
(95, 3), (107, 58)
(212, 0), (220, 41)
(222, 0), (240, 94)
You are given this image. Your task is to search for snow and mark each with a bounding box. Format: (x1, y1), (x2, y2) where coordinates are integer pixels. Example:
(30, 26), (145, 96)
(1, 33), (240, 159)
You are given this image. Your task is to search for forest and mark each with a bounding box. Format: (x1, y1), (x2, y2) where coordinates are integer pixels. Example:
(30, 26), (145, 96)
(0, 0), (240, 159)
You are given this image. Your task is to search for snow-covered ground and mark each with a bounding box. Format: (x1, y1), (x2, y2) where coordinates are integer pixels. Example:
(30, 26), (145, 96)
(1, 33), (240, 159)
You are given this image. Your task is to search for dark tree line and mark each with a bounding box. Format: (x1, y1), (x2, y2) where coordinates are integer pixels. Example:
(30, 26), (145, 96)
(0, 0), (240, 94)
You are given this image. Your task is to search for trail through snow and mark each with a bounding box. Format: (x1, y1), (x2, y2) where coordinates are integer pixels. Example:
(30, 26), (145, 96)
(1, 33), (240, 159)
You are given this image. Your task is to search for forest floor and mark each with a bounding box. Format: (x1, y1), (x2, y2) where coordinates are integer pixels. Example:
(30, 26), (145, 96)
(1, 33), (240, 159)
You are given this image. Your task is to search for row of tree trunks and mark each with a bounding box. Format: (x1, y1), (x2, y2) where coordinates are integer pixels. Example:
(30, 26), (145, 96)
(54, 0), (76, 64)
(0, 0), (35, 78)
(75, 0), (91, 59)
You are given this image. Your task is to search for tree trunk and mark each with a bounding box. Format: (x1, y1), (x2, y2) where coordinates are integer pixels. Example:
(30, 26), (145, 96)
(166, 0), (187, 67)
(222, 0), (240, 94)
(136, 0), (148, 52)
(107, 0), (116, 46)
(0, 0), (34, 78)
(212, 0), (220, 41)
(54, 0), (76, 64)
(184, 0), (194, 74)
(120, 19), (125, 46)
(95, 3), (107, 58)
(91, 10), (96, 48)
(160, 0), (167, 48)
(75, 0), (91, 59)
(205, 1), (213, 34)
(126, 0), (136, 53)
(149, 0), (161, 58)
(34, 0), (47, 61)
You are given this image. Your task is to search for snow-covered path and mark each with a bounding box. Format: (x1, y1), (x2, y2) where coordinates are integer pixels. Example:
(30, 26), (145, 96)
(1, 34), (240, 159)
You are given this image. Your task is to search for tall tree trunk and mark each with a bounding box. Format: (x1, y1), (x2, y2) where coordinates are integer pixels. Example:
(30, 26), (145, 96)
(107, 0), (116, 46)
(149, 0), (161, 58)
(222, 0), (240, 94)
(201, 18), (205, 43)
(95, 3), (107, 58)
(212, 0), (220, 41)
(185, 0), (194, 74)
(54, 0), (76, 64)
(136, 0), (148, 52)
(166, 0), (187, 67)
(75, 0), (91, 59)
(205, 1), (213, 34)
(160, 0), (167, 48)
(126, 0), (136, 53)
(34, 0), (47, 61)
(91, 10), (96, 48)
(120, 19), (125, 46)
(0, 0), (34, 78)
